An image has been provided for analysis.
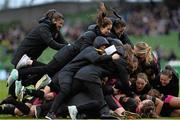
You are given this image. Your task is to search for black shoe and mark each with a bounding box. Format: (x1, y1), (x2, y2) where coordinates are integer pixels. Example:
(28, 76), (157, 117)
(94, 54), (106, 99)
(45, 112), (56, 120)
(99, 104), (117, 119)
(35, 106), (42, 119)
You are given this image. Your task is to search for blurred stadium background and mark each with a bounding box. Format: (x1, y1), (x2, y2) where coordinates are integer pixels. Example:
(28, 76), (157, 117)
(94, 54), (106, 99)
(0, 0), (179, 99)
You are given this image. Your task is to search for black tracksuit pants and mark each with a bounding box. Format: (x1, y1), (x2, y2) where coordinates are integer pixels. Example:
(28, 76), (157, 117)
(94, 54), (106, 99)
(38, 94), (101, 117)
(49, 78), (106, 114)
(49, 72), (75, 113)
(71, 78), (110, 115)
(71, 78), (106, 109)
(17, 45), (79, 86)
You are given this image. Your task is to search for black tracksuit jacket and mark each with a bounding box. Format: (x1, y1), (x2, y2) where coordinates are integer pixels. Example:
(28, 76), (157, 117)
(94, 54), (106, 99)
(138, 55), (160, 85)
(11, 18), (66, 66)
(49, 46), (112, 113)
(110, 29), (133, 47)
(74, 55), (135, 97)
(52, 25), (107, 68)
(152, 74), (179, 97)
(58, 46), (112, 87)
(88, 24), (133, 47)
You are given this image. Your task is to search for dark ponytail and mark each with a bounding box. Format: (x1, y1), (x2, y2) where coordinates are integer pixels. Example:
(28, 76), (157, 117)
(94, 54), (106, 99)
(140, 100), (158, 118)
(161, 69), (173, 79)
(96, 2), (112, 28)
(111, 8), (122, 20)
(45, 9), (64, 24)
(45, 9), (57, 20)
(111, 8), (126, 29)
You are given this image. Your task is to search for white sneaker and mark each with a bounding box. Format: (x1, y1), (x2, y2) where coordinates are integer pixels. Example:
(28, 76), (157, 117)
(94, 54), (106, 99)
(35, 74), (52, 90)
(7, 69), (18, 87)
(18, 86), (26, 101)
(68, 105), (78, 120)
(15, 81), (22, 98)
(16, 54), (31, 69)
